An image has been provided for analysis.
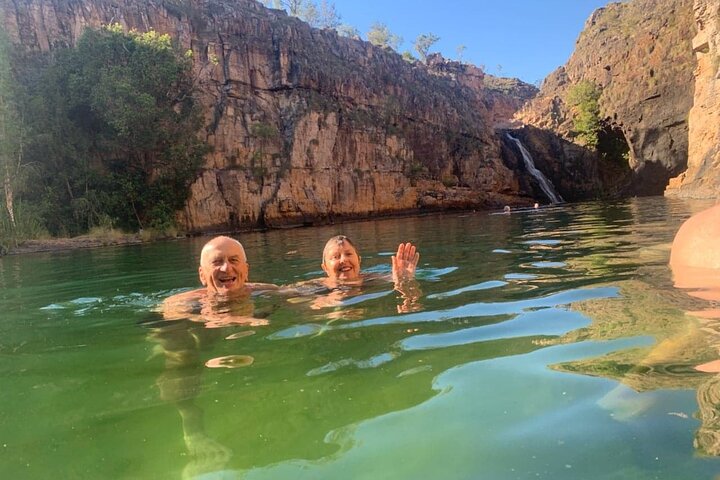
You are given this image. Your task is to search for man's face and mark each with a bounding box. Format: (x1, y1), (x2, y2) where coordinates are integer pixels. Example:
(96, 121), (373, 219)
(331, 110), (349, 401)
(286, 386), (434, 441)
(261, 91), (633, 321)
(198, 238), (249, 295)
(322, 241), (361, 282)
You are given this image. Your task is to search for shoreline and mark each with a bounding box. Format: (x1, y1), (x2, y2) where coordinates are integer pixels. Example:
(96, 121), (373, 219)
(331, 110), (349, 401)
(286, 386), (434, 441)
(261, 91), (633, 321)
(3, 203), (537, 256)
(5, 234), (145, 256)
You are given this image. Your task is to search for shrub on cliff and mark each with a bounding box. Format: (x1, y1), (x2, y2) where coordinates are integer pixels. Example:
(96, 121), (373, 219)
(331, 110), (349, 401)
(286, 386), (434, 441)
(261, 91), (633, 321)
(20, 24), (208, 235)
(567, 80), (602, 149)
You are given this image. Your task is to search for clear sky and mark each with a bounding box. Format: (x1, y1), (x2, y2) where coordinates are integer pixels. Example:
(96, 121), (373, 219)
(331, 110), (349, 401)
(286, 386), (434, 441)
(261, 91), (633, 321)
(331, 0), (615, 84)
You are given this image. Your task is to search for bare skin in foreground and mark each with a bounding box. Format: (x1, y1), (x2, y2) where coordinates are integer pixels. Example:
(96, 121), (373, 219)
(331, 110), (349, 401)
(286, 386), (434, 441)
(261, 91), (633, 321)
(669, 204), (720, 372)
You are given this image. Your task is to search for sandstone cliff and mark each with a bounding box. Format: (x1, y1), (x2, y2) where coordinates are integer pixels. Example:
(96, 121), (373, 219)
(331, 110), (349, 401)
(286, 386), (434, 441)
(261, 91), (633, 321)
(1, 0), (545, 232)
(518, 0), (696, 196)
(666, 0), (720, 199)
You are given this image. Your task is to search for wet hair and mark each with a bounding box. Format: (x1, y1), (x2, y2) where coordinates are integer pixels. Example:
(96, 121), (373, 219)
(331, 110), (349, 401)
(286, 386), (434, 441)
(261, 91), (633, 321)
(322, 235), (358, 263)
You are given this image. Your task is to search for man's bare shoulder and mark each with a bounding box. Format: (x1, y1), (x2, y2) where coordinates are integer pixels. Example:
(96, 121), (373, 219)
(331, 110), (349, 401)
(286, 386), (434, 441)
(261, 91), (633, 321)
(164, 288), (207, 304)
(247, 282), (279, 292)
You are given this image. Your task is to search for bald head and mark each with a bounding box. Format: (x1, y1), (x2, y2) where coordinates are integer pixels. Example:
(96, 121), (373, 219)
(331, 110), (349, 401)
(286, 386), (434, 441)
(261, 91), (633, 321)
(670, 204), (720, 271)
(200, 236), (247, 266)
(198, 236), (249, 295)
(670, 204), (720, 292)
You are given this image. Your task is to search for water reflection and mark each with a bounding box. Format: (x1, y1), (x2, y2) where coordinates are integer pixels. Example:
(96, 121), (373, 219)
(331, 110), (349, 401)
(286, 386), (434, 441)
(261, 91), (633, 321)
(7, 197), (720, 479)
(144, 273), (577, 476)
(543, 201), (720, 458)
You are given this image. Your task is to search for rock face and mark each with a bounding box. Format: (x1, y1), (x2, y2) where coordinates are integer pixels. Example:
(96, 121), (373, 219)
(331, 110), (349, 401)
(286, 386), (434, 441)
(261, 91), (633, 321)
(666, 0), (720, 198)
(1, 0), (543, 232)
(518, 0), (696, 196)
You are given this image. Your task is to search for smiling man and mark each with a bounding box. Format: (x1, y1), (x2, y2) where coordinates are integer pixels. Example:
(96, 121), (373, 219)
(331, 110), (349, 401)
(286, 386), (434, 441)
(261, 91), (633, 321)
(162, 236), (277, 325)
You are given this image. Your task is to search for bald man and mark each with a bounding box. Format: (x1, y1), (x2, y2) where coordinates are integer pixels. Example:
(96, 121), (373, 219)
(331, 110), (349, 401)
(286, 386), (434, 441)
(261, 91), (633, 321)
(162, 236), (277, 325)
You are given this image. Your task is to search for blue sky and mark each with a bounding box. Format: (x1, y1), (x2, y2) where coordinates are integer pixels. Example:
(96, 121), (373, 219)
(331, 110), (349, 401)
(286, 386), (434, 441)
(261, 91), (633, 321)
(331, 0), (615, 84)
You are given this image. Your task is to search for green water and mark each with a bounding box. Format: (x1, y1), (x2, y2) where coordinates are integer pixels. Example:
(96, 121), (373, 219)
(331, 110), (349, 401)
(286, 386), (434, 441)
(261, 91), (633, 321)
(2, 197), (720, 479)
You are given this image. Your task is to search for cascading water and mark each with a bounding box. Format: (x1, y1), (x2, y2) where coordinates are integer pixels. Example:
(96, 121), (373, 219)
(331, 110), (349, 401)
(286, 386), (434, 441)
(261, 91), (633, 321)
(506, 133), (564, 204)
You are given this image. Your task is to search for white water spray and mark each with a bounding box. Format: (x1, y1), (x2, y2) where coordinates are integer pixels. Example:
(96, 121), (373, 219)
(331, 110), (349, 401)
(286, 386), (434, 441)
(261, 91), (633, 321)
(506, 134), (563, 204)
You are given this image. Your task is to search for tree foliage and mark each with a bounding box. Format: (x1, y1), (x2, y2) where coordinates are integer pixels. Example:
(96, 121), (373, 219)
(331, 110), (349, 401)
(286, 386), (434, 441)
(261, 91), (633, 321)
(268, 0), (341, 29)
(16, 25), (208, 236)
(336, 24), (360, 40)
(413, 33), (439, 63)
(367, 22), (402, 51)
(456, 44), (466, 62)
(0, 22), (35, 247)
(567, 80), (602, 149)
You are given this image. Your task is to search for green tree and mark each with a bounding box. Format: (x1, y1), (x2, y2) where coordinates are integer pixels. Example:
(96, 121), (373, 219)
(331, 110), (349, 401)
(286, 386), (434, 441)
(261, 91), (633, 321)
(336, 24), (361, 40)
(314, 0), (341, 29)
(401, 50), (417, 63)
(0, 24), (30, 246)
(567, 80), (602, 149)
(367, 22), (402, 51)
(26, 25), (208, 234)
(413, 33), (440, 63)
(456, 44), (466, 62)
(268, 0), (340, 28)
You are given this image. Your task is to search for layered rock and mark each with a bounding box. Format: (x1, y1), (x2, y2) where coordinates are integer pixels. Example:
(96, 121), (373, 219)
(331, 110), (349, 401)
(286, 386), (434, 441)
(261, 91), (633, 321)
(518, 0), (696, 196)
(1, 0), (542, 232)
(666, 0), (720, 198)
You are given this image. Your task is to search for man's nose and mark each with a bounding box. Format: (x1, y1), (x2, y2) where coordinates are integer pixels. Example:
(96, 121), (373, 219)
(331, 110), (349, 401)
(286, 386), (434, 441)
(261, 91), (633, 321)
(219, 261), (229, 271)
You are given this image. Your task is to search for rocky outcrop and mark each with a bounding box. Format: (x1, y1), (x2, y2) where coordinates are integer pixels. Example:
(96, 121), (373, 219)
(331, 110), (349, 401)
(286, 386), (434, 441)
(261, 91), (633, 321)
(518, 0), (696, 196)
(1, 0), (542, 232)
(666, 0), (720, 198)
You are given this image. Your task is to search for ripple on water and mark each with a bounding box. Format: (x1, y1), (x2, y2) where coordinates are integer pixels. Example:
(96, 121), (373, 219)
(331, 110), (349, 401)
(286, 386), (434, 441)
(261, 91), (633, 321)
(427, 280), (508, 299)
(306, 352), (397, 376)
(205, 355), (254, 368)
(225, 330), (256, 340)
(267, 323), (326, 340)
(526, 261), (567, 269)
(522, 239), (563, 246)
(504, 273), (538, 280)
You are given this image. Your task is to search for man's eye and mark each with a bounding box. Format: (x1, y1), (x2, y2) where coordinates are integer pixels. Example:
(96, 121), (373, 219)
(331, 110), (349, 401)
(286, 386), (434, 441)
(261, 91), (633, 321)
(213, 260), (223, 266)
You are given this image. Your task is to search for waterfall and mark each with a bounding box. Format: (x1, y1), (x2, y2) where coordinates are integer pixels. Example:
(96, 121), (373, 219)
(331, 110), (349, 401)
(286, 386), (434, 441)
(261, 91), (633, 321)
(506, 134), (564, 204)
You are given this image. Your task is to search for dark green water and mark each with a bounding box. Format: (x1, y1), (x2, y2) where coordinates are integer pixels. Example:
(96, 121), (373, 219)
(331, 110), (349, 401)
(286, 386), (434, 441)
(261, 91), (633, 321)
(2, 197), (720, 479)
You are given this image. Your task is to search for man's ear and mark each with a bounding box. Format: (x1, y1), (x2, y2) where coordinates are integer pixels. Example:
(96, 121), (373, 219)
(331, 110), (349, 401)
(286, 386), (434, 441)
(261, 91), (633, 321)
(321, 262), (329, 275)
(198, 266), (207, 286)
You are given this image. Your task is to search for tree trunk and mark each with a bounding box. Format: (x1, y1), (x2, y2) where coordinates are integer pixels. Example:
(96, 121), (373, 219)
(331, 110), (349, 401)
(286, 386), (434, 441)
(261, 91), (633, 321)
(3, 155), (14, 230)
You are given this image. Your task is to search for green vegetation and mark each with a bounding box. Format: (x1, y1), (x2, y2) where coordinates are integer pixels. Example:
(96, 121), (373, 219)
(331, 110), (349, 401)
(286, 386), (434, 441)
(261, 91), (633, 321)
(455, 45), (466, 62)
(367, 22), (402, 51)
(413, 33), (440, 63)
(1, 24), (208, 247)
(567, 80), (603, 149)
(401, 51), (417, 63)
(265, 0), (341, 29)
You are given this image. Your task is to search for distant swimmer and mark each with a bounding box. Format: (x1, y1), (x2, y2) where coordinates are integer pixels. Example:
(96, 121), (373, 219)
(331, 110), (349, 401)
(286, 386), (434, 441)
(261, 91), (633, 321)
(534, 202), (540, 209)
(503, 205), (511, 214)
(162, 235), (277, 325)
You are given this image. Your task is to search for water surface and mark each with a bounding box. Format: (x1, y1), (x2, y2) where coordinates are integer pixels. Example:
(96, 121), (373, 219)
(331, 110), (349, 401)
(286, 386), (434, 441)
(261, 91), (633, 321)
(2, 197), (719, 479)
